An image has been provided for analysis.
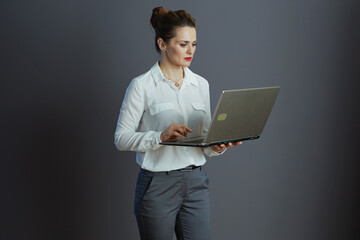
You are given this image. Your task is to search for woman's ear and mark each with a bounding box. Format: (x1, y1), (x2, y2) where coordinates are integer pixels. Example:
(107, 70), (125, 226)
(157, 38), (167, 52)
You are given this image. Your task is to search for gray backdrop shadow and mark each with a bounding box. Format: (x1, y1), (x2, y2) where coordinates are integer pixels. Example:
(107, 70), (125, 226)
(1, 0), (359, 239)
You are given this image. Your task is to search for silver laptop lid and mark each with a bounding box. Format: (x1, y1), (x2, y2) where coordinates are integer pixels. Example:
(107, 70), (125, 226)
(203, 86), (280, 143)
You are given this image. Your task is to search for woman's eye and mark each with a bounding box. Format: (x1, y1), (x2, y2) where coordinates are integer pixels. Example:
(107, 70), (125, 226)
(179, 43), (197, 47)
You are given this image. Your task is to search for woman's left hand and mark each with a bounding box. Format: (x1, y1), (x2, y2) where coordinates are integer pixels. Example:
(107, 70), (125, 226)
(211, 141), (242, 153)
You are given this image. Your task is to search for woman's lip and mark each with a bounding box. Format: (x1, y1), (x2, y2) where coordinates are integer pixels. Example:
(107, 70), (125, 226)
(184, 57), (192, 61)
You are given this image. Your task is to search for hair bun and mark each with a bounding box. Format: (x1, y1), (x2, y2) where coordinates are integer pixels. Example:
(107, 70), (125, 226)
(150, 6), (169, 29)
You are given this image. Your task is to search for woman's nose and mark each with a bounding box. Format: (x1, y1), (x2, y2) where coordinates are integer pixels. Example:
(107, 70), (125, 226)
(187, 46), (194, 54)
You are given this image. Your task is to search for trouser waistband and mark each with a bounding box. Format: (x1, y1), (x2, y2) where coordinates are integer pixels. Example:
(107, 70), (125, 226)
(140, 165), (202, 175)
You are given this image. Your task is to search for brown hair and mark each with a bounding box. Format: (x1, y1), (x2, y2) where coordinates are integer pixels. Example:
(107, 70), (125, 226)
(150, 6), (196, 53)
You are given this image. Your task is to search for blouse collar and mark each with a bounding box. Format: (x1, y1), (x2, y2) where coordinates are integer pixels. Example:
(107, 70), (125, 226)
(150, 62), (199, 87)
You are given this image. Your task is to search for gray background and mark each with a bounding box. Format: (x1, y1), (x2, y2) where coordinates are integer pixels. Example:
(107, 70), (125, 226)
(1, 0), (359, 239)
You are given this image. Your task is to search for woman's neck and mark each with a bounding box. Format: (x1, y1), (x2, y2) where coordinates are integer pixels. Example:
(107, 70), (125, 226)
(158, 59), (184, 81)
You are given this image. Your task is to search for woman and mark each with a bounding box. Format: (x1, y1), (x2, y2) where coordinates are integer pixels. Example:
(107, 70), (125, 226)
(114, 7), (241, 240)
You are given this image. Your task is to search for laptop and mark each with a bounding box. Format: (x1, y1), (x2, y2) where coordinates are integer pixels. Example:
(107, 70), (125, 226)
(159, 86), (280, 147)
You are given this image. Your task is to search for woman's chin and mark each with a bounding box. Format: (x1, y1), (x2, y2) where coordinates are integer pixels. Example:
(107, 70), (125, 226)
(182, 61), (192, 68)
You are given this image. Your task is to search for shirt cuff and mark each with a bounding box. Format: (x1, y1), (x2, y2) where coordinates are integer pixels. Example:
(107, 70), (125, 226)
(156, 131), (162, 144)
(152, 131), (163, 150)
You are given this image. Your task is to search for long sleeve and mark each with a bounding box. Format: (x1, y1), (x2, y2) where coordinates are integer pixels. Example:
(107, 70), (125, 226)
(114, 78), (162, 152)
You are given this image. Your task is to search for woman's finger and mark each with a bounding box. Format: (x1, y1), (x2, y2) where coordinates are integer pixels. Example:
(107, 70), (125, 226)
(216, 145), (225, 151)
(175, 127), (186, 137)
(171, 131), (184, 139)
(180, 125), (192, 135)
(178, 125), (192, 137)
(225, 141), (242, 148)
(211, 146), (220, 152)
(185, 126), (192, 132)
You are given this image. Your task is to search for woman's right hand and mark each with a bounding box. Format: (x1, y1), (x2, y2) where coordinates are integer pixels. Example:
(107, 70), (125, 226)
(160, 123), (192, 142)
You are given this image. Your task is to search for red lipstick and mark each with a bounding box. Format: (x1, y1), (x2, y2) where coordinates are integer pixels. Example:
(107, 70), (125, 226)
(184, 57), (192, 61)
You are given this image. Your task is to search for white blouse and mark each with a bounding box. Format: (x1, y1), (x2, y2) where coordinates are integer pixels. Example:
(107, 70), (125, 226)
(114, 62), (223, 172)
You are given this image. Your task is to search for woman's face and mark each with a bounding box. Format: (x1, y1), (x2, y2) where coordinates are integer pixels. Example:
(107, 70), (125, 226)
(163, 26), (197, 68)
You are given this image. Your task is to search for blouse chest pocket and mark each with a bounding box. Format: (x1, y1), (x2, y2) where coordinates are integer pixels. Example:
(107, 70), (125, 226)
(191, 102), (206, 113)
(147, 102), (182, 130)
(149, 102), (175, 115)
(188, 102), (206, 136)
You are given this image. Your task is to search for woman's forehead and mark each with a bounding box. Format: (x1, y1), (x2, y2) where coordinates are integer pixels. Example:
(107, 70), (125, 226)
(173, 26), (197, 41)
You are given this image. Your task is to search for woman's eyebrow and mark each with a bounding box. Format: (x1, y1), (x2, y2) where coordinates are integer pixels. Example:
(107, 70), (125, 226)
(177, 40), (197, 43)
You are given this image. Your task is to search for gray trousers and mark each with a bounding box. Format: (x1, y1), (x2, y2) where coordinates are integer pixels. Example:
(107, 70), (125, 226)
(134, 166), (210, 240)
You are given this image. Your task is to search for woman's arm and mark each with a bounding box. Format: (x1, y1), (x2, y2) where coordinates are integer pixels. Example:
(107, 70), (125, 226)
(114, 78), (162, 152)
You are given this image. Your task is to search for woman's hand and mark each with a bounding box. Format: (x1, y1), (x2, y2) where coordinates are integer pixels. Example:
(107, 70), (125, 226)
(160, 123), (192, 142)
(211, 141), (242, 153)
